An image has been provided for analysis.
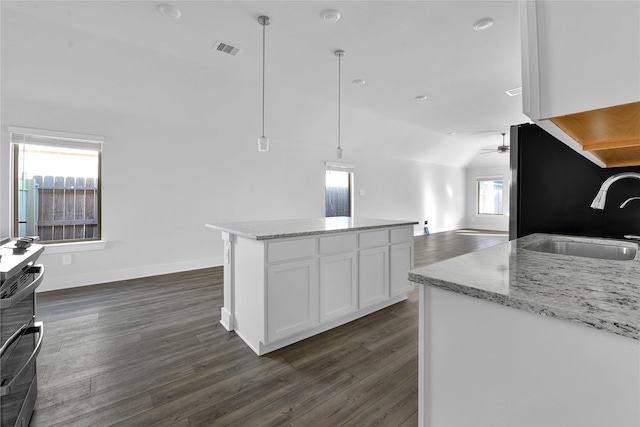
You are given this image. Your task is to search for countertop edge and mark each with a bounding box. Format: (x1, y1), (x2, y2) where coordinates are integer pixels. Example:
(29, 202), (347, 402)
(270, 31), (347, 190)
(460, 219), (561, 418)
(205, 221), (418, 240)
(408, 233), (640, 341)
(408, 273), (637, 340)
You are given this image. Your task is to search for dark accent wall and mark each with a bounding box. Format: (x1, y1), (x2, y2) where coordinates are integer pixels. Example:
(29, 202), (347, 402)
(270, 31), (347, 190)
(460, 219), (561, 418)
(511, 123), (640, 239)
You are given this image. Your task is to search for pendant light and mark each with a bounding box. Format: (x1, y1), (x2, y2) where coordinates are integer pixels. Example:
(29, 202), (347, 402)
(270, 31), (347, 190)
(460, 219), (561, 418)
(257, 15), (271, 152)
(335, 49), (345, 159)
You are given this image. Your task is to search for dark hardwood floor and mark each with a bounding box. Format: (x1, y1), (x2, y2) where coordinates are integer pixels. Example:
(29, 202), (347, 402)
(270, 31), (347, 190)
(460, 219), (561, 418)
(31, 229), (508, 427)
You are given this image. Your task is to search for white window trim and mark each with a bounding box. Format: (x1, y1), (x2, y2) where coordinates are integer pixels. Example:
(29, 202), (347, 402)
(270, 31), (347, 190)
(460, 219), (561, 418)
(43, 240), (107, 254)
(9, 125), (106, 249)
(324, 161), (355, 173)
(476, 175), (505, 217)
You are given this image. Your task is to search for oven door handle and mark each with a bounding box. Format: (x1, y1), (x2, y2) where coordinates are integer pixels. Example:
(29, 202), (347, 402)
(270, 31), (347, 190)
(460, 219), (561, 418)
(0, 264), (45, 309)
(0, 321), (44, 397)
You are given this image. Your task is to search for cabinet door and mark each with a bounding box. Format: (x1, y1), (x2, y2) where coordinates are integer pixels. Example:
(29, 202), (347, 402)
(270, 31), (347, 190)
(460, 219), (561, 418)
(390, 242), (414, 297)
(522, 0), (639, 119)
(359, 246), (389, 308)
(266, 259), (317, 343)
(320, 252), (357, 322)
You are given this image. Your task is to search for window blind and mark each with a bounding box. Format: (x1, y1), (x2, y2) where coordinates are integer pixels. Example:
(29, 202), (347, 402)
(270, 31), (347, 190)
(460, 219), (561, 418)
(9, 126), (103, 152)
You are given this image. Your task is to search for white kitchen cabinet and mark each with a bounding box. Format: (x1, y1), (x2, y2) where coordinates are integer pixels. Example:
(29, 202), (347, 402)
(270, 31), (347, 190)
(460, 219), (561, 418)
(266, 258), (318, 343)
(390, 242), (414, 297)
(319, 233), (357, 255)
(319, 252), (357, 322)
(520, 0), (640, 167)
(521, 0), (639, 120)
(208, 219), (416, 355)
(359, 246), (389, 308)
(418, 285), (639, 426)
(359, 229), (389, 249)
(267, 238), (316, 263)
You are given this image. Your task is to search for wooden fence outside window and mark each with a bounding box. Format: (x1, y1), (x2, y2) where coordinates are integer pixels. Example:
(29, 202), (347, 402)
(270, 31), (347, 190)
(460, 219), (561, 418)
(32, 175), (99, 241)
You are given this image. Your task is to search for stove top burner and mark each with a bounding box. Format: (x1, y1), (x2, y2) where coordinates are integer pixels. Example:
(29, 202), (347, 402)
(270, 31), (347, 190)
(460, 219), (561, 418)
(16, 238), (33, 249)
(0, 239), (44, 282)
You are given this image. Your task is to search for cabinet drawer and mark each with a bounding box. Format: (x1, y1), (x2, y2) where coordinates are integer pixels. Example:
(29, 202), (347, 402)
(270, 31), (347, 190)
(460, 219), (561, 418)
(319, 234), (357, 255)
(267, 238), (316, 263)
(391, 226), (413, 244)
(359, 229), (389, 249)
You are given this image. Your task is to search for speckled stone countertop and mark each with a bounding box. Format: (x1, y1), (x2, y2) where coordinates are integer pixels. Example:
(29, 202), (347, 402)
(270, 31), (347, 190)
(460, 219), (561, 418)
(205, 217), (418, 240)
(408, 233), (640, 340)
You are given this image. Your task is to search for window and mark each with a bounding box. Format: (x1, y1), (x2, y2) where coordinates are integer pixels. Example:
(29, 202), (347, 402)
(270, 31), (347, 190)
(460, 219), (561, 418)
(477, 177), (503, 215)
(11, 127), (103, 243)
(325, 162), (354, 217)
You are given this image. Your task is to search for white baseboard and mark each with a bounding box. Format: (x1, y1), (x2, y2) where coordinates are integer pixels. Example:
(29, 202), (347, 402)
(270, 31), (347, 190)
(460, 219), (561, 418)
(37, 256), (224, 293)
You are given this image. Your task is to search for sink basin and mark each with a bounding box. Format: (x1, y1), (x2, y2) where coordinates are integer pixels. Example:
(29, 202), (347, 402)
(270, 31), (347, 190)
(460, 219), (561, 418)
(524, 238), (637, 261)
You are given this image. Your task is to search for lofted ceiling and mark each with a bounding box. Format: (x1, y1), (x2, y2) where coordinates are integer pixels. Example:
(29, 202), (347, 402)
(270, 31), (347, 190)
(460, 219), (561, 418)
(0, 1), (530, 168)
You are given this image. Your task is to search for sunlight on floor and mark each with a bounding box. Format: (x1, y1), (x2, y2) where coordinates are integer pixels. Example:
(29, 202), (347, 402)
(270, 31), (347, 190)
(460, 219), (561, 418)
(454, 229), (508, 237)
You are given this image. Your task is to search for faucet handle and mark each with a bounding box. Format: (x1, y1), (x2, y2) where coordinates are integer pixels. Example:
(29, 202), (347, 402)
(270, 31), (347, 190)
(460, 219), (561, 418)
(620, 197), (640, 208)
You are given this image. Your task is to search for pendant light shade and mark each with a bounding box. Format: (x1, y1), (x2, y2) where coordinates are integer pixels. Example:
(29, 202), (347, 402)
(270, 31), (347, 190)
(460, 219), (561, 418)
(335, 50), (345, 159)
(258, 136), (269, 151)
(257, 15), (271, 152)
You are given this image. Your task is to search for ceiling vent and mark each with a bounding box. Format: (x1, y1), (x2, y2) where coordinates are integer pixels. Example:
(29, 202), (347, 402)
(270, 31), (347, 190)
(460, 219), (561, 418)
(212, 41), (242, 56)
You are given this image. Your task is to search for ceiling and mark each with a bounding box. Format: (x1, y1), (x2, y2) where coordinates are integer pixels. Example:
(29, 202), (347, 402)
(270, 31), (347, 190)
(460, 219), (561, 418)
(1, 1), (530, 168)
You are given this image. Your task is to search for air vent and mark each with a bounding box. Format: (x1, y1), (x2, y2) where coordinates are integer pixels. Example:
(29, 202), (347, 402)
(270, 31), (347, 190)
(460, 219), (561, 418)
(212, 41), (242, 56)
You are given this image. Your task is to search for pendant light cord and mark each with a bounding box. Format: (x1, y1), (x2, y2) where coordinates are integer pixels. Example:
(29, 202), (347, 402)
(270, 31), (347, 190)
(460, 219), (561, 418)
(337, 52), (341, 150)
(261, 22), (266, 138)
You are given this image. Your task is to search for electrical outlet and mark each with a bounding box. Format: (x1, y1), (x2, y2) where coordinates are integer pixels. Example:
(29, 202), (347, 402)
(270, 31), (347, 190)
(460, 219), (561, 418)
(62, 254), (72, 265)
(359, 189), (366, 196)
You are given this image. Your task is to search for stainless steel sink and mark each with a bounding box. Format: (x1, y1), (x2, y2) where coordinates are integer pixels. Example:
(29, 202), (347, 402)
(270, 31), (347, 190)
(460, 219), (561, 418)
(524, 238), (637, 261)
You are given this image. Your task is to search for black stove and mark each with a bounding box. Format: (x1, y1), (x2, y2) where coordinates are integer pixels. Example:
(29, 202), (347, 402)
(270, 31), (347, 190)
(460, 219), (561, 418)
(0, 238), (45, 427)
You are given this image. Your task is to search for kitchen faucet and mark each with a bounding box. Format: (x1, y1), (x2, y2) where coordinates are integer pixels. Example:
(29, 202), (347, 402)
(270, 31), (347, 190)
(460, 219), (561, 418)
(590, 172), (640, 241)
(590, 172), (640, 210)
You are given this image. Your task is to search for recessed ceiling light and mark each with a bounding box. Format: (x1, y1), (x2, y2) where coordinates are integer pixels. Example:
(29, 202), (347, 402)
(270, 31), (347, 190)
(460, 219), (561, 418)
(321, 9), (341, 23)
(447, 132), (456, 135)
(158, 4), (181, 19)
(415, 95), (428, 101)
(505, 87), (523, 96)
(352, 79), (366, 86)
(473, 17), (493, 31)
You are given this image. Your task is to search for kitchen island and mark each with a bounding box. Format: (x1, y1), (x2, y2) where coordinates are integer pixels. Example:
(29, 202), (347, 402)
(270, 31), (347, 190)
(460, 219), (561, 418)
(206, 217), (417, 355)
(409, 233), (640, 426)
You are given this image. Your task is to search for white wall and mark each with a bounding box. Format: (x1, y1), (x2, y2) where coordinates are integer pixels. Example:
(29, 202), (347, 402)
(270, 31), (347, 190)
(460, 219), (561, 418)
(0, 10), (466, 292)
(355, 153), (466, 235)
(0, 99), (465, 292)
(465, 164), (511, 232)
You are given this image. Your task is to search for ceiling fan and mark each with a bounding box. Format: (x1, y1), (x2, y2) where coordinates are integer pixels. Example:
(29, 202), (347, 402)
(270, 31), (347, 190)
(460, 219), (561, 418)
(481, 132), (509, 154)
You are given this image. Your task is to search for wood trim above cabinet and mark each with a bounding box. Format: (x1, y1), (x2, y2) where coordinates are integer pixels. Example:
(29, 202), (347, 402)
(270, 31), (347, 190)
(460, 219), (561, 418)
(549, 102), (640, 167)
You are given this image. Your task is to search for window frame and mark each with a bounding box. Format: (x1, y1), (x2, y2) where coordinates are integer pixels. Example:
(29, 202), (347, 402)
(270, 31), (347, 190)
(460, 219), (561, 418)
(325, 161), (355, 218)
(10, 126), (104, 244)
(476, 175), (504, 216)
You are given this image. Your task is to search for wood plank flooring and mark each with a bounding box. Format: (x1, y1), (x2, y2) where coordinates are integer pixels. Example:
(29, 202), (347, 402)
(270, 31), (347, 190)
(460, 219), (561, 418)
(31, 229), (507, 427)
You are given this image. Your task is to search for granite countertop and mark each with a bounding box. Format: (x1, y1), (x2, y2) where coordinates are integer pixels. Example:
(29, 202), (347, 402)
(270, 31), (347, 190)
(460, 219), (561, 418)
(205, 217), (418, 240)
(408, 233), (640, 340)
